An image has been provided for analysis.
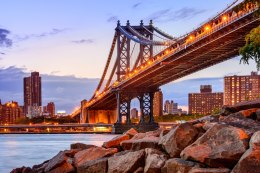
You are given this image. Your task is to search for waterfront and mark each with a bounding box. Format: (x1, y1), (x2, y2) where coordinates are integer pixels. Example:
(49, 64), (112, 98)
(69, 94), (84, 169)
(0, 134), (116, 172)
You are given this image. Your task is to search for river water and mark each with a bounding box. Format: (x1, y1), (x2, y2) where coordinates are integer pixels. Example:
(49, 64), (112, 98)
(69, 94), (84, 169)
(0, 134), (116, 173)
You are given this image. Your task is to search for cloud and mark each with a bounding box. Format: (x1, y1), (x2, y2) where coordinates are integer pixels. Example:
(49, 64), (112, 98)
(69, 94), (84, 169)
(50, 70), (60, 75)
(147, 7), (206, 23)
(14, 28), (68, 42)
(107, 16), (119, 23)
(0, 28), (12, 47)
(132, 2), (142, 8)
(71, 39), (94, 44)
(0, 66), (99, 114)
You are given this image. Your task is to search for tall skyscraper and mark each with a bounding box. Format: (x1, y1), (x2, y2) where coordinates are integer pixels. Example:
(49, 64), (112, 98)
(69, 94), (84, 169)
(189, 85), (223, 115)
(46, 102), (55, 117)
(24, 72), (42, 117)
(224, 72), (260, 105)
(153, 90), (163, 116)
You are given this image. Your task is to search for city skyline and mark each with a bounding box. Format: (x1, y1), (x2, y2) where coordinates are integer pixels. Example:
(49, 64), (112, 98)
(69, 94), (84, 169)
(0, 0), (258, 113)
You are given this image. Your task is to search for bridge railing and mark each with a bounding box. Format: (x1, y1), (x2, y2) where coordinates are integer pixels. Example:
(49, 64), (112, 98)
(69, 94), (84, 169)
(80, 1), (259, 111)
(110, 2), (259, 84)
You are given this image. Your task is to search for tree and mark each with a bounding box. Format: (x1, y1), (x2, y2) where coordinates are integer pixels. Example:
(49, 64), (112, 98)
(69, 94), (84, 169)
(239, 25), (260, 70)
(238, 0), (260, 70)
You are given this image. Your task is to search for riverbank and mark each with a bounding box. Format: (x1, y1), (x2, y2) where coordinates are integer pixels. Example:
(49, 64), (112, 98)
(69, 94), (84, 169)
(11, 100), (260, 173)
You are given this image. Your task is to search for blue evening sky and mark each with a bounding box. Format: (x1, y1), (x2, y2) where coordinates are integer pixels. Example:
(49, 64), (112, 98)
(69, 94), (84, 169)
(0, 0), (257, 113)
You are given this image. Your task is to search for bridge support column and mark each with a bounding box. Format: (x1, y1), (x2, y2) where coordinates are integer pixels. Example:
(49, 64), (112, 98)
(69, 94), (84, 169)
(113, 91), (134, 134)
(113, 90), (159, 134)
(80, 100), (88, 123)
(137, 92), (158, 132)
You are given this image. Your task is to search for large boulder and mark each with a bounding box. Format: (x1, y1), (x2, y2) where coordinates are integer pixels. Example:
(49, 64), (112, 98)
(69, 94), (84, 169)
(102, 134), (130, 148)
(256, 110), (260, 121)
(77, 157), (108, 173)
(221, 99), (260, 116)
(32, 160), (49, 173)
(124, 128), (139, 138)
(74, 147), (117, 167)
(161, 158), (199, 173)
(188, 168), (230, 173)
(70, 143), (96, 150)
(181, 124), (250, 168)
(238, 108), (258, 119)
(10, 167), (34, 173)
(44, 150), (77, 172)
(48, 162), (74, 173)
(108, 149), (145, 173)
(144, 148), (168, 173)
(191, 114), (220, 124)
(220, 112), (260, 136)
(120, 136), (160, 151)
(159, 123), (199, 157)
(232, 131), (260, 173)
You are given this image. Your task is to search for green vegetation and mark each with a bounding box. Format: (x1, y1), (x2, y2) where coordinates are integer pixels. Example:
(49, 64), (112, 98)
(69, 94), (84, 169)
(240, 25), (260, 70)
(15, 116), (78, 124)
(237, 0), (260, 70)
(131, 114), (206, 123)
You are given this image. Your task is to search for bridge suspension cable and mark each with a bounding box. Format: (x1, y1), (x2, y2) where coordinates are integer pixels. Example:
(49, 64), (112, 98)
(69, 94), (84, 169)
(90, 33), (117, 100)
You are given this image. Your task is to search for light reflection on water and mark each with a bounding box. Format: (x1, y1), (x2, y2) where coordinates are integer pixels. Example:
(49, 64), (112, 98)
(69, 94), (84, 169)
(0, 134), (116, 173)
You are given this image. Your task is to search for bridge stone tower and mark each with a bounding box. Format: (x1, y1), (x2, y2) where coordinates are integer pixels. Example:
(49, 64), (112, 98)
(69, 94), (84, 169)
(112, 20), (159, 133)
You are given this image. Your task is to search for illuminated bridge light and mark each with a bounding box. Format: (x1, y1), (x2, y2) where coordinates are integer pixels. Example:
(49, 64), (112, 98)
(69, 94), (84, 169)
(222, 15), (228, 21)
(204, 25), (211, 32)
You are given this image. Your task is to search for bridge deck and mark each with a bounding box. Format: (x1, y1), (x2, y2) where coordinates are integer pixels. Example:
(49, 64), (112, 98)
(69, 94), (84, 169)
(85, 9), (260, 110)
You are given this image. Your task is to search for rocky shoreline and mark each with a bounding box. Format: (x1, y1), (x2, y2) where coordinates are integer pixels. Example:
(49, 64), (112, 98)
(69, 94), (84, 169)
(11, 100), (260, 173)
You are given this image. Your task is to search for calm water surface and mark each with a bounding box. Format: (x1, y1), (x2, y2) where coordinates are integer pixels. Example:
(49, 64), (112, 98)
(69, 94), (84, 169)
(0, 134), (116, 173)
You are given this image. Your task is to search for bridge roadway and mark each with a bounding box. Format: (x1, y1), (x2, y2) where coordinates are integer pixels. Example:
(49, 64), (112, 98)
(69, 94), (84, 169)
(81, 5), (260, 111)
(0, 123), (175, 133)
(0, 123), (112, 129)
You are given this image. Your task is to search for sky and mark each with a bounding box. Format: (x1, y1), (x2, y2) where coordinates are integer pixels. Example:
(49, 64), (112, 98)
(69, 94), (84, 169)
(0, 0), (257, 113)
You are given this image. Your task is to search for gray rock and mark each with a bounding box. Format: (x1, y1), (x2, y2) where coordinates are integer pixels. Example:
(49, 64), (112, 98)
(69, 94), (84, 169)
(144, 148), (168, 173)
(220, 112), (260, 136)
(221, 99), (260, 116)
(44, 150), (77, 172)
(108, 149), (145, 173)
(181, 124), (250, 168)
(77, 157), (108, 173)
(70, 143), (96, 150)
(188, 168), (230, 173)
(74, 147), (117, 167)
(159, 123), (199, 157)
(120, 137), (160, 151)
(161, 158), (199, 173)
(232, 131), (260, 173)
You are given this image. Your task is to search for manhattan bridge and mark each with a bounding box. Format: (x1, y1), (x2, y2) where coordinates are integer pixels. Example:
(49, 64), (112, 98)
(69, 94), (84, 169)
(71, 1), (259, 133)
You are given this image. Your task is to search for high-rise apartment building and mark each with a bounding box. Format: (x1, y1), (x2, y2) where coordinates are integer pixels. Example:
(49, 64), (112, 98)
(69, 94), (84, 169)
(0, 101), (24, 124)
(189, 85), (223, 115)
(164, 100), (185, 115)
(45, 102), (55, 117)
(224, 72), (260, 105)
(130, 108), (138, 119)
(153, 91), (163, 116)
(24, 72), (42, 117)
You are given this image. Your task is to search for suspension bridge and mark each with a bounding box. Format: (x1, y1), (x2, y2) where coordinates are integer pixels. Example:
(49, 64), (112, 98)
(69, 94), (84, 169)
(71, 1), (259, 133)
